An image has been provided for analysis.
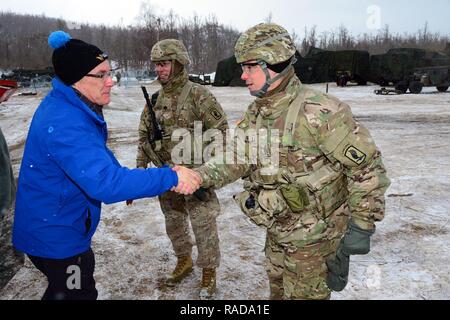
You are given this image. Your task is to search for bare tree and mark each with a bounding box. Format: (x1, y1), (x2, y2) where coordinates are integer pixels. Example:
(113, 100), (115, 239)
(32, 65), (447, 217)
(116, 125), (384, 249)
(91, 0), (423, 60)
(264, 12), (273, 24)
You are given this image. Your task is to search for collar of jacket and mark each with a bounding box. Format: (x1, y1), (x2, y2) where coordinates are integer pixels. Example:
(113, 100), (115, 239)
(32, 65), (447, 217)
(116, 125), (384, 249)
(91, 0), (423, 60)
(252, 71), (303, 119)
(72, 88), (104, 119)
(51, 77), (106, 126)
(160, 67), (189, 94)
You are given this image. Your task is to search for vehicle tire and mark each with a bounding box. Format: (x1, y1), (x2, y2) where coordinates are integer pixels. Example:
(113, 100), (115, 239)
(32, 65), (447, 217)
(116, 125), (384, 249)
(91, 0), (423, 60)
(395, 81), (408, 94)
(337, 76), (348, 87)
(409, 81), (423, 94)
(437, 86), (449, 92)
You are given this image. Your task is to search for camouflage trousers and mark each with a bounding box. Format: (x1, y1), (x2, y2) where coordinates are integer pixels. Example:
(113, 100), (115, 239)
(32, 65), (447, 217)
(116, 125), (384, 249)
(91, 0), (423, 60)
(264, 203), (350, 300)
(158, 189), (221, 269)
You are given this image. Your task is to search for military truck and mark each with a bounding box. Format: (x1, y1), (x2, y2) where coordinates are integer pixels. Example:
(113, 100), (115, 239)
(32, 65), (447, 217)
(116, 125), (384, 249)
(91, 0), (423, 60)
(189, 74), (212, 85)
(370, 48), (450, 92)
(393, 66), (449, 94)
(416, 66), (449, 92)
(213, 55), (245, 87)
(300, 47), (334, 83)
(335, 50), (370, 86)
(295, 47), (371, 86)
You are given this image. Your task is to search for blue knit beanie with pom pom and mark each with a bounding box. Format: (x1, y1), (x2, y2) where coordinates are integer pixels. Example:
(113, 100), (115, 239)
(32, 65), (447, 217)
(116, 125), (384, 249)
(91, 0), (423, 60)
(48, 30), (108, 85)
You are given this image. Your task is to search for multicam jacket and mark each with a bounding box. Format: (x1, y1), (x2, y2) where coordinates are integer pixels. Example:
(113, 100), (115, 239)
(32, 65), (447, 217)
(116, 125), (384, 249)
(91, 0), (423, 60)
(196, 72), (390, 245)
(136, 69), (229, 169)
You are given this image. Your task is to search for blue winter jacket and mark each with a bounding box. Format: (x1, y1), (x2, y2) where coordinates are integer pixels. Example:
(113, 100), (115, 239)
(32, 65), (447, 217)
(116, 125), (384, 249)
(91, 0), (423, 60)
(13, 78), (178, 259)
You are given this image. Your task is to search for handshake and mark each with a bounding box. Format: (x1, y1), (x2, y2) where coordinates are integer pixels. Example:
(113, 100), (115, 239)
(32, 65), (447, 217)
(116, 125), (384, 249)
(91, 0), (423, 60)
(126, 166), (202, 206)
(126, 165), (203, 206)
(170, 165), (203, 195)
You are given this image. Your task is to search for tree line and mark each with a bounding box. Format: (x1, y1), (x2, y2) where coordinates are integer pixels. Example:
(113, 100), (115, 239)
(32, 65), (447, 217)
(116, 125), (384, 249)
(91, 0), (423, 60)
(296, 23), (449, 56)
(1, 10), (449, 73)
(0, 9), (240, 74)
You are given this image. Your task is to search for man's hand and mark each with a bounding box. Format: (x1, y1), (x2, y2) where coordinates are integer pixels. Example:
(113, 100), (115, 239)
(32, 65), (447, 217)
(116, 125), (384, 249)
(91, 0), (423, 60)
(171, 165), (202, 195)
(326, 219), (375, 291)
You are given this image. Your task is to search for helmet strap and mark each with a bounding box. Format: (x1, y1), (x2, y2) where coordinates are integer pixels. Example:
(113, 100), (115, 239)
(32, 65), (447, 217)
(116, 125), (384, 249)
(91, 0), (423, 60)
(250, 56), (297, 97)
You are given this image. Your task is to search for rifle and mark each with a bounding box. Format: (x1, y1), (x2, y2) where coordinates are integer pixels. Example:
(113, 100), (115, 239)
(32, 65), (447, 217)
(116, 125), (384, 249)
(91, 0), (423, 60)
(141, 86), (207, 201)
(142, 86), (163, 145)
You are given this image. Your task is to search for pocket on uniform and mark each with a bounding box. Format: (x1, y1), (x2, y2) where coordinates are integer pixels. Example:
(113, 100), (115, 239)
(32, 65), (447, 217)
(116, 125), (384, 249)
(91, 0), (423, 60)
(304, 165), (347, 218)
(280, 184), (309, 213)
(305, 165), (341, 192)
(234, 190), (274, 228)
(258, 189), (288, 216)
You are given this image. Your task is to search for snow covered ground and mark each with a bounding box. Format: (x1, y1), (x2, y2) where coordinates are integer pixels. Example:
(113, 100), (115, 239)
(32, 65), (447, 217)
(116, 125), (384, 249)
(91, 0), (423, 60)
(0, 82), (449, 300)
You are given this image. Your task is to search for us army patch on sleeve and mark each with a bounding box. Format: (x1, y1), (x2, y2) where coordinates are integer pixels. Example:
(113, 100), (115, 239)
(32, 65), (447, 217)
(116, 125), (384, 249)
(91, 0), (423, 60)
(345, 146), (366, 165)
(209, 108), (222, 120)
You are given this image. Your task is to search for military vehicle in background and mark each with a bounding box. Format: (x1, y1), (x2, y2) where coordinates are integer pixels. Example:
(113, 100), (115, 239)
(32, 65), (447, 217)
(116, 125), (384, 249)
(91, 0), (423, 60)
(394, 66), (450, 93)
(370, 48), (450, 93)
(189, 73), (212, 85)
(295, 48), (332, 83)
(213, 55), (245, 87)
(287, 47), (371, 86)
(1, 67), (54, 87)
(213, 45), (450, 93)
(334, 50), (370, 86)
(416, 66), (449, 92)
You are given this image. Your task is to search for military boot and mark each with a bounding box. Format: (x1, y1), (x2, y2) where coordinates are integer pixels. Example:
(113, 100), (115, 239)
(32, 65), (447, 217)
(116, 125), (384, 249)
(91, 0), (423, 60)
(166, 255), (193, 286)
(199, 268), (216, 299)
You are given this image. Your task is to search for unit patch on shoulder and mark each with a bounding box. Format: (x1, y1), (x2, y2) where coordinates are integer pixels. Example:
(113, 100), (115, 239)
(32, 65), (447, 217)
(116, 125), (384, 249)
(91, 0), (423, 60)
(209, 108), (222, 120)
(345, 146), (366, 165)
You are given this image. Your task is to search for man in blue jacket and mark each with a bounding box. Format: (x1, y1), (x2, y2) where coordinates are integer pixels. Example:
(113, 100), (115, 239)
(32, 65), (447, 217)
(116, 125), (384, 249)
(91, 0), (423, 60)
(12, 31), (201, 300)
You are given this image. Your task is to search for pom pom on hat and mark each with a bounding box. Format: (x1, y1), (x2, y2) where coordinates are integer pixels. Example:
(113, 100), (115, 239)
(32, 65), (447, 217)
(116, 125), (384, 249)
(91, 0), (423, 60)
(48, 31), (72, 49)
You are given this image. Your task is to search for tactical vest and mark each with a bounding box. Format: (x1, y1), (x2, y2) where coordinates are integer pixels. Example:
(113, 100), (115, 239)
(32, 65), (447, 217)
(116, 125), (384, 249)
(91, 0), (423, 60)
(236, 88), (349, 229)
(152, 81), (198, 163)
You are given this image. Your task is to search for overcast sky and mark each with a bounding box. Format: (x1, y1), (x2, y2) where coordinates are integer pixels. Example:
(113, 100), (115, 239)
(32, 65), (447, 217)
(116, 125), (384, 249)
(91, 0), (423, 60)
(1, 0), (450, 36)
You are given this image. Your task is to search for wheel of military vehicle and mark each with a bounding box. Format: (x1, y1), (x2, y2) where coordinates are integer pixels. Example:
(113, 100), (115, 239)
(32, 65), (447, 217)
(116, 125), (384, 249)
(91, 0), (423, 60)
(337, 76), (348, 87)
(437, 86), (449, 92)
(395, 81), (408, 94)
(408, 81), (423, 94)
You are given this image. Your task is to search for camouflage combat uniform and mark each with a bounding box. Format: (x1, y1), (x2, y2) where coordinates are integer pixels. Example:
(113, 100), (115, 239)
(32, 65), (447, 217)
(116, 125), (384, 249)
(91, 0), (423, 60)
(136, 40), (228, 270)
(195, 24), (390, 299)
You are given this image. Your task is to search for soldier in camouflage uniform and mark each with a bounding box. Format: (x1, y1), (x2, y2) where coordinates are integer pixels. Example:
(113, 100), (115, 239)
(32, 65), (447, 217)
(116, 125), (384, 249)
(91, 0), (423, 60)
(134, 39), (229, 299)
(194, 23), (390, 300)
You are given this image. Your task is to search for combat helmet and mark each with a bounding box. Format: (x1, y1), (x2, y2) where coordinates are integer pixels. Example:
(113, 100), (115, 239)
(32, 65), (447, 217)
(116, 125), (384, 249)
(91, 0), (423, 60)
(151, 39), (190, 65)
(235, 23), (297, 97)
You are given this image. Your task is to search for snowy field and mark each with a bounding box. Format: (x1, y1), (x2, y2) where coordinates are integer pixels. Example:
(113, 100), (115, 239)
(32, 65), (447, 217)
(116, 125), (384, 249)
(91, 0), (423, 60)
(0, 81), (449, 300)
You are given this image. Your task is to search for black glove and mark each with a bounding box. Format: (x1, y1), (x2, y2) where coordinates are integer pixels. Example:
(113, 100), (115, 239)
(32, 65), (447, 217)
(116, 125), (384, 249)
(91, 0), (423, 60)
(326, 219), (375, 291)
(245, 195), (255, 209)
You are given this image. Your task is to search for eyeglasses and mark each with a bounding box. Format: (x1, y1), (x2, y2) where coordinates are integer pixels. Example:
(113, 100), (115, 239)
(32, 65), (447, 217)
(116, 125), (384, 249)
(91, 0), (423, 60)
(85, 70), (114, 80)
